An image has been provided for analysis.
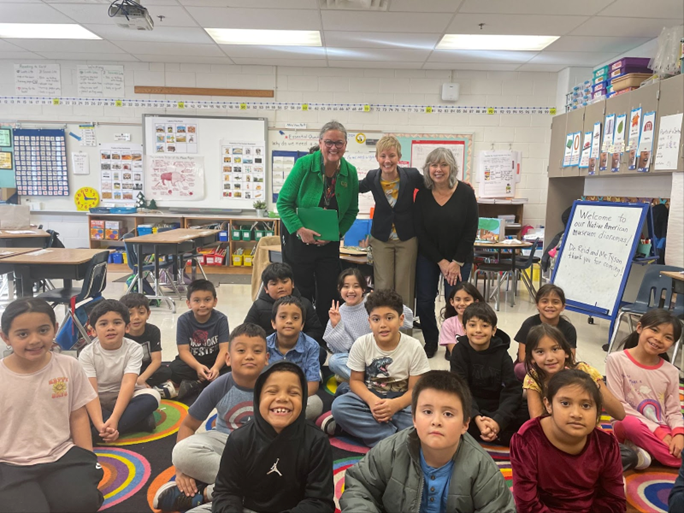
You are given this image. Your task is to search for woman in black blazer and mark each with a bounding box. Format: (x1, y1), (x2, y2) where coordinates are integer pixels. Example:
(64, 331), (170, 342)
(358, 135), (424, 308)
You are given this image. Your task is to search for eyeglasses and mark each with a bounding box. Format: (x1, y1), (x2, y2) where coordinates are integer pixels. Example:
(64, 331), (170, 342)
(322, 140), (346, 149)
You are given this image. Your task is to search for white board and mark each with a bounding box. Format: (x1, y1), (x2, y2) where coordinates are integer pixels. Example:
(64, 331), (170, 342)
(552, 201), (647, 317)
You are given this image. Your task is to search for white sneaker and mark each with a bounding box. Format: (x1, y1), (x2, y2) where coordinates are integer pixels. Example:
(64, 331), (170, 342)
(155, 379), (178, 399)
(625, 440), (652, 470)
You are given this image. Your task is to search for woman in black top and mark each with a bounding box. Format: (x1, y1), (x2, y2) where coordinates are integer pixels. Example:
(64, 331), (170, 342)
(414, 147), (478, 358)
(359, 135), (424, 307)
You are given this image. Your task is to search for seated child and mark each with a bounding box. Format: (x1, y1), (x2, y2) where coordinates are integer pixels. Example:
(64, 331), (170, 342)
(606, 309), (683, 469)
(206, 361), (334, 513)
(513, 284), (577, 381)
(0, 298), (104, 513)
(331, 289), (431, 447)
(266, 295), (324, 421)
(439, 282), (484, 361)
(341, 370), (516, 513)
(170, 279), (230, 400)
(325, 268), (413, 381)
(153, 323), (269, 512)
(450, 302), (527, 445)
(119, 292), (174, 395)
(80, 299), (161, 440)
(245, 262), (323, 343)
(523, 324), (624, 420)
(510, 370), (626, 512)
(671, 457), (684, 512)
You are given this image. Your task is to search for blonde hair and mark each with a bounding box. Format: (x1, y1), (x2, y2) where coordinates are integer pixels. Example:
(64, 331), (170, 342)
(375, 135), (402, 159)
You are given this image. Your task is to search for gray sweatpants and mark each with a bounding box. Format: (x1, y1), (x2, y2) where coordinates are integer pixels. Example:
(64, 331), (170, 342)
(172, 429), (229, 496)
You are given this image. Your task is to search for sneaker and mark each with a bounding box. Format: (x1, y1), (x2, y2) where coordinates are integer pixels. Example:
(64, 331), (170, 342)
(624, 440), (652, 470)
(178, 379), (202, 401)
(153, 482), (204, 512)
(424, 345), (437, 359)
(444, 348), (451, 361)
(602, 343), (610, 352)
(317, 412), (340, 436)
(334, 374), (346, 384)
(140, 413), (157, 433)
(155, 380), (178, 399)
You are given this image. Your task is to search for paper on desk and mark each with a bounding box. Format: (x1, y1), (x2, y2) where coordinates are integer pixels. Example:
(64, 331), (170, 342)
(502, 238), (522, 244)
(5, 230), (39, 234)
(26, 249), (52, 255)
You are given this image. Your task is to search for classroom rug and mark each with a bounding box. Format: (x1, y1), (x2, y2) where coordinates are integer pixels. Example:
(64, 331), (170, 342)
(95, 380), (684, 513)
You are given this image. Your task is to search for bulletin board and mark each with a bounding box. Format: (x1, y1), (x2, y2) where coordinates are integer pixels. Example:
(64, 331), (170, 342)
(390, 133), (473, 182)
(13, 129), (69, 196)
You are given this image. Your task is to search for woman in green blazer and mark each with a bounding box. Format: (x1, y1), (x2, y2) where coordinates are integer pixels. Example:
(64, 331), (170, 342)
(277, 121), (359, 327)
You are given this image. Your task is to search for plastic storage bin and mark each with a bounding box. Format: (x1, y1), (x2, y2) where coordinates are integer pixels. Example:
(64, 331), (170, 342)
(231, 227), (241, 240)
(241, 229), (252, 241)
(344, 219), (372, 246)
(137, 225), (153, 236)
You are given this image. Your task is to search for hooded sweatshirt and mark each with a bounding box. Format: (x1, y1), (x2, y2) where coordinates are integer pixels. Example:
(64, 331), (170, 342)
(244, 288), (324, 345)
(211, 361), (335, 513)
(449, 329), (522, 432)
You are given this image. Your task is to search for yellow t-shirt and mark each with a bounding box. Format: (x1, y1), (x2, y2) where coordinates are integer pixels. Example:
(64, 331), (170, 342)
(523, 362), (603, 394)
(380, 178), (400, 240)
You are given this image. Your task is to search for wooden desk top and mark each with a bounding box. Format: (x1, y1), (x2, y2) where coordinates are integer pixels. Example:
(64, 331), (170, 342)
(474, 241), (533, 249)
(661, 270), (684, 282)
(0, 248), (107, 265)
(0, 248), (43, 259)
(127, 228), (220, 244)
(0, 229), (50, 239)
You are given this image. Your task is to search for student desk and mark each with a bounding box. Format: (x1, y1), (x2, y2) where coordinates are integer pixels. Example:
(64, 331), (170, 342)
(661, 270), (684, 296)
(474, 240), (533, 308)
(0, 228), (50, 248)
(126, 228), (220, 312)
(0, 248), (108, 297)
(263, 244), (370, 265)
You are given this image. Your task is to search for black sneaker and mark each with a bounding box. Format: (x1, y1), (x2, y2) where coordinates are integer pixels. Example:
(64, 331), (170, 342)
(424, 346), (437, 358)
(602, 343), (610, 352)
(444, 348), (451, 361)
(178, 379), (202, 401)
(153, 482), (204, 512)
(140, 413), (156, 433)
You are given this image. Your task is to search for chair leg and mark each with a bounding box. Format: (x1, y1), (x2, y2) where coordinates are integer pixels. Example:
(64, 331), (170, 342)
(606, 311), (627, 356)
(520, 270), (537, 298)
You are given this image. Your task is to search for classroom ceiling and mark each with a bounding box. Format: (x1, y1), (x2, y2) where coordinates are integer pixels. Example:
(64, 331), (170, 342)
(0, 0), (681, 71)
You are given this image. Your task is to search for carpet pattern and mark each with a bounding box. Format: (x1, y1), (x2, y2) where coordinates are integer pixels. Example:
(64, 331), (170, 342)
(95, 381), (684, 513)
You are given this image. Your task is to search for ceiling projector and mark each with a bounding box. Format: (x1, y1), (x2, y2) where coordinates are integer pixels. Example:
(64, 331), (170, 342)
(108, 0), (154, 31)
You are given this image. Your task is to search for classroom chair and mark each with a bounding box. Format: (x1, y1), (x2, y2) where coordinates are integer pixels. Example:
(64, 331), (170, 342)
(122, 232), (181, 298)
(605, 264), (684, 358)
(36, 250), (109, 348)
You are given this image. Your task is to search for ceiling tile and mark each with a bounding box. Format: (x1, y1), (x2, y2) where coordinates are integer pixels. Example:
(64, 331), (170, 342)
(528, 51), (620, 66)
(135, 54), (235, 64)
(458, 0), (613, 16)
(423, 62), (520, 71)
(0, 3), (75, 23)
(326, 47), (432, 61)
(0, 39), (24, 51)
(516, 63), (568, 72)
(569, 17), (679, 38)
(220, 46), (327, 60)
(328, 60), (427, 69)
(389, 0), (463, 12)
(8, 39), (126, 53)
(428, 50), (537, 64)
(596, 0), (684, 19)
(0, 51), (45, 59)
(545, 36), (651, 53)
(180, 0), (317, 7)
(230, 58), (328, 67)
(186, 8), (321, 29)
(35, 51), (140, 61)
(49, 4), (199, 27)
(446, 14), (589, 36)
(321, 11), (451, 33)
(84, 24), (213, 44)
(113, 41), (223, 56)
(322, 31), (439, 49)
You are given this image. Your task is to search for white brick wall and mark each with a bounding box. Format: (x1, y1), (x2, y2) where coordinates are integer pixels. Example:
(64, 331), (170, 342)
(0, 60), (557, 239)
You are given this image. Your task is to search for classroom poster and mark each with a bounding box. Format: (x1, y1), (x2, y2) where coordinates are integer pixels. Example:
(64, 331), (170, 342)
(654, 113), (683, 170)
(569, 132), (581, 166)
(220, 141), (265, 201)
(77, 65), (125, 97)
(478, 150), (516, 198)
(637, 111), (656, 172)
(600, 114), (615, 171)
(627, 108), (642, 170)
(14, 64), (61, 96)
(13, 129), (68, 196)
(588, 123), (601, 175)
(271, 154), (296, 199)
(153, 119), (198, 154)
(146, 155), (204, 199)
(99, 143), (143, 202)
(345, 153), (378, 213)
(563, 134), (574, 167)
(611, 114), (627, 172)
(411, 140), (466, 180)
(71, 152), (89, 175)
(579, 132), (592, 169)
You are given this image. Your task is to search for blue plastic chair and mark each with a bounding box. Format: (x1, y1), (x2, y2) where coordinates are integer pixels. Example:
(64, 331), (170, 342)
(606, 264), (684, 357)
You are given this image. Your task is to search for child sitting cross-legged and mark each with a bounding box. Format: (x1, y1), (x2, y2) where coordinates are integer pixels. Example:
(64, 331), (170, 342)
(341, 370), (516, 513)
(330, 289), (431, 447)
(153, 323), (269, 512)
(450, 302), (527, 446)
(187, 361), (335, 513)
(80, 299), (161, 442)
(266, 295), (324, 421)
(0, 298), (104, 513)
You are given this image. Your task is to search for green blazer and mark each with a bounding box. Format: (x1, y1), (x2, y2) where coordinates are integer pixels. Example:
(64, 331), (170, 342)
(277, 151), (359, 237)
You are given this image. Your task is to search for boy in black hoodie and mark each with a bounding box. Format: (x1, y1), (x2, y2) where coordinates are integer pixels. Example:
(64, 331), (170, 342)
(209, 361), (334, 513)
(450, 302), (527, 446)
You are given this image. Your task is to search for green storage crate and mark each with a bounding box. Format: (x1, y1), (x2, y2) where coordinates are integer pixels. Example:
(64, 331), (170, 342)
(255, 230), (266, 241)
(241, 229), (252, 241)
(231, 227), (241, 240)
(265, 230), (275, 237)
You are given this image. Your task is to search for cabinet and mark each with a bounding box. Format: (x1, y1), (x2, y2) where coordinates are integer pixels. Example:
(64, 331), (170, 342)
(563, 109), (585, 177)
(654, 74), (684, 172)
(477, 202), (525, 238)
(581, 100), (605, 177)
(602, 92), (632, 175)
(548, 113), (568, 178)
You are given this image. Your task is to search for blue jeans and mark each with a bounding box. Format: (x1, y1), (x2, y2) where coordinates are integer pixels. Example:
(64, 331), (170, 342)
(415, 254), (472, 352)
(331, 392), (413, 447)
(328, 353), (350, 380)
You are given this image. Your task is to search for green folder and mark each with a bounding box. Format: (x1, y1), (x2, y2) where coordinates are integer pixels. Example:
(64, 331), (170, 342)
(297, 207), (340, 241)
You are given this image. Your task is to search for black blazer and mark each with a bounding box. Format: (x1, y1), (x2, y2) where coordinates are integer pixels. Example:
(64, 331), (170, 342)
(358, 167), (424, 242)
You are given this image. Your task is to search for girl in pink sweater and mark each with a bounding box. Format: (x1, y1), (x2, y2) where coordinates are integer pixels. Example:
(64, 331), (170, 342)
(439, 282), (483, 360)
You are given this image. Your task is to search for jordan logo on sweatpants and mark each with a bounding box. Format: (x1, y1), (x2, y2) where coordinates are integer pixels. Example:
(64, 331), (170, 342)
(267, 458), (282, 477)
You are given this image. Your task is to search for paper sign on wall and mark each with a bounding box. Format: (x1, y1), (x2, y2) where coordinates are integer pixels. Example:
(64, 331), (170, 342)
(153, 119), (198, 154)
(146, 155), (204, 200)
(569, 132), (582, 166)
(346, 153), (378, 213)
(611, 113), (627, 172)
(637, 111), (657, 172)
(478, 150), (516, 198)
(600, 114), (615, 171)
(14, 64), (61, 96)
(563, 134), (574, 167)
(654, 113), (683, 171)
(579, 132), (592, 169)
(79, 124), (96, 147)
(77, 65), (125, 97)
(220, 141), (266, 201)
(588, 122), (601, 175)
(71, 152), (89, 175)
(627, 108), (642, 170)
(99, 143), (143, 202)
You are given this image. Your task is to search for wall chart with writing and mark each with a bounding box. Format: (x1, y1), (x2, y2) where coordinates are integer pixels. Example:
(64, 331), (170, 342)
(14, 64), (61, 97)
(13, 129), (69, 196)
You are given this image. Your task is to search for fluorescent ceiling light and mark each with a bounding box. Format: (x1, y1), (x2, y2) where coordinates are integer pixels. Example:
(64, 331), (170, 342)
(0, 23), (101, 40)
(437, 34), (559, 51)
(206, 29), (322, 46)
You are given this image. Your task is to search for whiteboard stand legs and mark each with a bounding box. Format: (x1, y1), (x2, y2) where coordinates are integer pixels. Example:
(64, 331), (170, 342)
(606, 310), (629, 356)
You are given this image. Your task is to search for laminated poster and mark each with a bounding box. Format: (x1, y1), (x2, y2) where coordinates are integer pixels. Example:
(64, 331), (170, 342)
(99, 143), (143, 202)
(627, 108), (642, 170)
(146, 155), (204, 200)
(569, 132), (581, 167)
(563, 133), (574, 167)
(478, 150), (516, 198)
(637, 112), (656, 172)
(611, 113), (627, 172)
(153, 119), (198, 154)
(220, 141), (265, 201)
(579, 131), (592, 169)
(654, 113), (683, 171)
(588, 122), (601, 175)
(272, 155), (296, 196)
(600, 114), (615, 171)
(345, 153), (378, 213)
